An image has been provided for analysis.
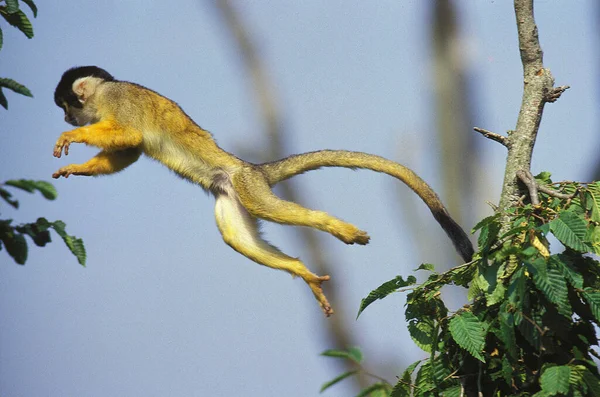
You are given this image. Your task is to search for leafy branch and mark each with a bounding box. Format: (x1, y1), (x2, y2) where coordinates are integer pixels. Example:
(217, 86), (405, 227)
(1, 179), (86, 266)
(0, 0), (37, 109)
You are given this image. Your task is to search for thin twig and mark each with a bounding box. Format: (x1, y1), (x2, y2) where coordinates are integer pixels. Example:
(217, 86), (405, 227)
(544, 85), (570, 103)
(536, 184), (576, 200)
(473, 127), (509, 148)
(516, 170), (540, 206)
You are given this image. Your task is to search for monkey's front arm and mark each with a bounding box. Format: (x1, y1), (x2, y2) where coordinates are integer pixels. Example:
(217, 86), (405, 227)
(53, 120), (143, 158)
(52, 148), (142, 179)
(53, 120), (144, 178)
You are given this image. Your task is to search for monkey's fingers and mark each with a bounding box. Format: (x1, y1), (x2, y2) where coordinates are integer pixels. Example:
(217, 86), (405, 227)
(52, 167), (73, 179)
(306, 274), (334, 317)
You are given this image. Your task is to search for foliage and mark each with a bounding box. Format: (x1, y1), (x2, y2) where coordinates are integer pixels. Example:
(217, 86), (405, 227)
(322, 177), (600, 396)
(0, 0), (37, 109)
(1, 179), (86, 266)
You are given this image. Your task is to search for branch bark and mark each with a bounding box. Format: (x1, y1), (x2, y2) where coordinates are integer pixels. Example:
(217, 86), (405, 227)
(498, 0), (562, 225)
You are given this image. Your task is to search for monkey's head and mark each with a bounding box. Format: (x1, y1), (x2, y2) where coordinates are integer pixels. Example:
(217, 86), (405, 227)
(54, 66), (114, 126)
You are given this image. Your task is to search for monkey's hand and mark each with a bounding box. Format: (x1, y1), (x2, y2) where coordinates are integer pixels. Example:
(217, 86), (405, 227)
(52, 164), (82, 179)
(53, 131), (77, 158)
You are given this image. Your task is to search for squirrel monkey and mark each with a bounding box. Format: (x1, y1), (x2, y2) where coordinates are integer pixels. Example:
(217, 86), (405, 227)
(52, 66), (474, 316)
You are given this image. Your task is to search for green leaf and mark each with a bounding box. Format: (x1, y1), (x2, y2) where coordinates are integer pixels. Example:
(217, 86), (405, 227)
(414, 361), (434, 393)
(50, 220), (86, 266)
(551, 255), (583, 289)
(320, 347), (362, 364)
(1, 231), (28, 264)
(319, 370), (358, 393)
(21, 0), (37, 17)
(0, 87), (7, 109)
(357, 275), (416, 318)
(1, 9), (34, 38)
(16, 218), (53, 247)
(582, 368), (600, 396)
(527, 259), (571, 317)
(355, 383), (389, 397)
(439, 385), (462, 397)
(415, 263), (435, 272)
(498, 310), (517, 359)
(408, 319), (434, 353)
(448, 311), (485, 362)
(539, 366), (571, 394)
(0, 26), (3, 51)
(391, 359), (421, 397)
(550, 211), (588, 252)
(5, 179), (57, 200)
(0, 78), (33, 97)
(0, 187), (19, 208)
(581, 289), (600, 324)
(5, 0), (19, 14)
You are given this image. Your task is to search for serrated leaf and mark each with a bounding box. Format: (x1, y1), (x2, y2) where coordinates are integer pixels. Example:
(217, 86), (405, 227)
(551, 255), (583, 289)
(355, 383), (389, 397)
(21, 0), (37, 17)
(319, 370), (358, 393)
(408, 319), (434, 353)
(539, 366), (571, 394)
(5, 179), (57, 200)
(550, 212), (588, 252)
(50, 220), (86, 266)
(1, 231), (28, 264)
(449, 311), (485, 362)
(414, 361), (435, 393)
(0, 78), (33, 97)
(1, 9), (34, 38)
(320, 347), (362, 364)
(527, 259), (571, 317)
(357, 275), (416, 318)
(0, 187), (19, 208)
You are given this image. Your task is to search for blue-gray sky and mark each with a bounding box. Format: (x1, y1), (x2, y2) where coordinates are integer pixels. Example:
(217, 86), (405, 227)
(1, 1), (597, 396)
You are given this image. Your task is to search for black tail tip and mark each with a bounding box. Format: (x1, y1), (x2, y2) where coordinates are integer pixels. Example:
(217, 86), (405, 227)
(434, 211), (474, 262)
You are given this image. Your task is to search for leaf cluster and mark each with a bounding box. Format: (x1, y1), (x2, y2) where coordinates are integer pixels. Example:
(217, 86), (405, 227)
(1, 179), (86, 266)
(0, 0), (36, 108)
(322, 177), (600, 396)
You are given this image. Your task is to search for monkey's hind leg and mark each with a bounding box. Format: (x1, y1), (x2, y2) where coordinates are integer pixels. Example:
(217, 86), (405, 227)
(214, 193), (334, 316)
(233, 171), (370, 245)
(215, 194), (333, 316)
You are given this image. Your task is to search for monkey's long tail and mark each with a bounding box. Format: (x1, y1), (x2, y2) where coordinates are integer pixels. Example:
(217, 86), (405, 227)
(260, 150), (474, 262)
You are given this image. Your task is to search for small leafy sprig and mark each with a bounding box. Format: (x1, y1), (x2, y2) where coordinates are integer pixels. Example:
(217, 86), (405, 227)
(1, 179), (86, 266)
(0, 0), (37, 109)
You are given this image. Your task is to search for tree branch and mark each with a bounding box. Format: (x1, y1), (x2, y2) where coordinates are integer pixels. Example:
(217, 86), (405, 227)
(498, 0), (563, 226)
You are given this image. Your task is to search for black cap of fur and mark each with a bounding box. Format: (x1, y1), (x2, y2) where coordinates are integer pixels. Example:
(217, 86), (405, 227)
(54, 66), (115, 109)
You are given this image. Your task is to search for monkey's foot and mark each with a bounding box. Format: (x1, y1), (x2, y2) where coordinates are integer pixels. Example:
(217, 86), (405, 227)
(305, 274), (334, 317)
(329, 222), (370, 245)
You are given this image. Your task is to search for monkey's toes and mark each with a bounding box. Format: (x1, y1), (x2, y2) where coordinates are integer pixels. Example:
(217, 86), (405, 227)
(306, 274), (334, 317)
(353, 230), (370, 245)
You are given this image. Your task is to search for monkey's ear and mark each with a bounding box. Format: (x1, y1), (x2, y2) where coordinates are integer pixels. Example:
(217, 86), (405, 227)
(72, 76), (102, 104)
